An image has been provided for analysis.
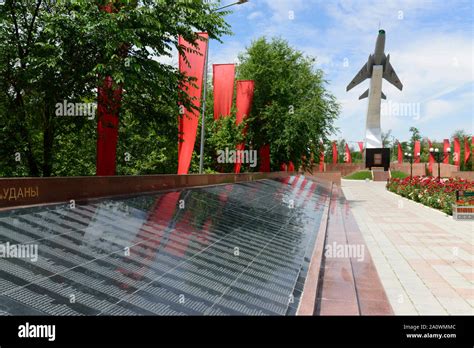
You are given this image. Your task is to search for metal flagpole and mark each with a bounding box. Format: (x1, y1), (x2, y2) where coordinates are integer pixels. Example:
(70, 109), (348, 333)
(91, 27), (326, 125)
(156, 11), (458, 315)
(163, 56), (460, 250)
(199, 42), (210, 174)
(198, 0), (249, 174)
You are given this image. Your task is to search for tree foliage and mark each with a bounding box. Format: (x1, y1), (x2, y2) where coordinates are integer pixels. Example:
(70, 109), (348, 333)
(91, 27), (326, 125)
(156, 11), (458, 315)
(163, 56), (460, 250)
(0, 0), (230, 176)
(236, 37), (339, 171)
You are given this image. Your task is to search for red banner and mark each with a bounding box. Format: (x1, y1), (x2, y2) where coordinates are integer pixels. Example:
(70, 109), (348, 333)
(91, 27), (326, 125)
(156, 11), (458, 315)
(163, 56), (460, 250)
(259, 144), (271, 172)
(414, 141), (421, 163)
(443, 139), (450, 164)
(332, 142), (338, 164)
(234, 80), (255, 173)
(96, 2), (122, 176)
(213, 64), (235, 119)
(464, 136), (471, 165)
(177, 33), (208, 175)
(397, 142), (403, 164)
(96, 76), (122, 176)
(453, 137), (460, 166)
(235, 80), (254, 126)
(117, 192), (180, 283)
(344, 144), (352, 163)
(428, 139), (434, 173)
(358, 141), (364, 154)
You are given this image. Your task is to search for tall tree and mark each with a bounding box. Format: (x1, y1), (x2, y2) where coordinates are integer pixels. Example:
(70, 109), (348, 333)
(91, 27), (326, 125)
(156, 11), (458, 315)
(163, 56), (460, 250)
(0, 0), (230, 176)
(381, 129), (392, 148)
(408, 126), (421, 148)
(236, 37), (339, 171)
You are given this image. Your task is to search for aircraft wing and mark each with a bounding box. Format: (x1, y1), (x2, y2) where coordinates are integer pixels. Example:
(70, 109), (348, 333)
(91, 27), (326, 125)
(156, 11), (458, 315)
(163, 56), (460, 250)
(346, 61), (370, 91)
(383, 61), (403, 90)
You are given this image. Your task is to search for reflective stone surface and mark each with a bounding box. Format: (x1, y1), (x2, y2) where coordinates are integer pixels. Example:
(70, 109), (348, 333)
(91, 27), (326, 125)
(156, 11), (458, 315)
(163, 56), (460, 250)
(0, 176), (330, 316)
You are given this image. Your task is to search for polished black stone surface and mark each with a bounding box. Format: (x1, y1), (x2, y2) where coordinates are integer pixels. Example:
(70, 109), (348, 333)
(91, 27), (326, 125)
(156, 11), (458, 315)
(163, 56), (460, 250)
(0, 176), (330, 316)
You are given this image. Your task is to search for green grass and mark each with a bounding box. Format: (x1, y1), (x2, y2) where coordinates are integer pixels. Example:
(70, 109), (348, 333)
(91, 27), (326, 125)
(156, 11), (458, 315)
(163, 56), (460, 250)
(390, 170), (408, 179)
(344, 169), (408, 180)
(344, 170), (372, 180)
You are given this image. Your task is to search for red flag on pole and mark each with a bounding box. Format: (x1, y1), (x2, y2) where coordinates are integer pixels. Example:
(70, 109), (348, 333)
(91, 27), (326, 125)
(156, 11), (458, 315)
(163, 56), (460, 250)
(235, 81), (254, 126)
(96, 2), (123, 176)
(453, 137), (461, 166)
(428, 139), (434, 173)
(358, 141), (364, 154)
(332, 142), (338, 164)
(234, 80), (255, 173)
(213, 64), (235, 119)
(96, 76), (122, 176)
(177, 33), (208, 175)
(464, 136), (471, 165)
(344, 143), (352, 163)
(414, 141), (421, 163)
(397, 142), (403, 164)
(443, 139), (450, 164)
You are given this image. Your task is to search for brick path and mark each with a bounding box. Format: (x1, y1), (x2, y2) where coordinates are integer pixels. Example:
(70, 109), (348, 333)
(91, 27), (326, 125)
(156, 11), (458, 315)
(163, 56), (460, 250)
(316, 184), (393, 315)
(341, 180), (473, 315)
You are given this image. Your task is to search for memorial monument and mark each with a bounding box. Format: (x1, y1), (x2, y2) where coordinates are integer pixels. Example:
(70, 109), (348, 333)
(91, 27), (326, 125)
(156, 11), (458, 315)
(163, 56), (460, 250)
(347, 29), (403, 170)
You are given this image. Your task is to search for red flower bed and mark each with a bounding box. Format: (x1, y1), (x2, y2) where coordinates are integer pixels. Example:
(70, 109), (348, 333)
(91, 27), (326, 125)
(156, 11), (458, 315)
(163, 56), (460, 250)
(386, 176), (474, 215)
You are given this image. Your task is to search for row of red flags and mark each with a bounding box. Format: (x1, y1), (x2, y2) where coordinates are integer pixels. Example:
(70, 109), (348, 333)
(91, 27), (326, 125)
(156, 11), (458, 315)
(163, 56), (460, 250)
(319, 138), (472, 171)
(397, 138), (473, 169)
(179, 32), (287, 174)
(177, 33), (261, 174)
(319, 141), (363, 168)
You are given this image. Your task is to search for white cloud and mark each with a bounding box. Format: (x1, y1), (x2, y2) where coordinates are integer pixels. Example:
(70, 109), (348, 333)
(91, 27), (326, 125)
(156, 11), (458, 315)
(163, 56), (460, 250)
(315, 0), (473, 141)
(262, 0), (309, 22)
(247, 11), (264, 20)
(155, 0), (473, 142)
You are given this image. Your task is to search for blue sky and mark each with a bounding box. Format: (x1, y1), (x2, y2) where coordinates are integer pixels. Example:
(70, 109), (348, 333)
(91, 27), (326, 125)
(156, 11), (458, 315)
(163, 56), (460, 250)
(205, 0), (473, 148)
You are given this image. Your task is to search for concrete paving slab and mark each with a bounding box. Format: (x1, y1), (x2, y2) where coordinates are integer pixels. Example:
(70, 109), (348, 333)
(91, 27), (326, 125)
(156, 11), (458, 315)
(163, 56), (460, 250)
(341, 179), (473, 315)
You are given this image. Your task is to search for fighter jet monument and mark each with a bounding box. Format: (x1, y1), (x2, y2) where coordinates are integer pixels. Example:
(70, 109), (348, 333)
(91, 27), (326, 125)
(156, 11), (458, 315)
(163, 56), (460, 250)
(347, 29), (403, 169)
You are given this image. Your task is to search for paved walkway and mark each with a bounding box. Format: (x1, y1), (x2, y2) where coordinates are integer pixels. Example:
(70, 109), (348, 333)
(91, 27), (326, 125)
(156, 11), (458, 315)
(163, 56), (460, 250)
(341, 180), (473, 315)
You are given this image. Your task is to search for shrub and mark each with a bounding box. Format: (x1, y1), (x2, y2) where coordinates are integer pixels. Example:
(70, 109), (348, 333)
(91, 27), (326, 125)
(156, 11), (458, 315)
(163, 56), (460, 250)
(386, 176), (474, 215)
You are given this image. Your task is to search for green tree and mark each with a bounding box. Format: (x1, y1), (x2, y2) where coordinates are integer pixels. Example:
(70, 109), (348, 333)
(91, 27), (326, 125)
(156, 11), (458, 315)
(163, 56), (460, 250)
(382, 129), (393, 148)
(408, 126), (421, 149)
(236, 37), (339, 171)
(0, 0), (230, 177)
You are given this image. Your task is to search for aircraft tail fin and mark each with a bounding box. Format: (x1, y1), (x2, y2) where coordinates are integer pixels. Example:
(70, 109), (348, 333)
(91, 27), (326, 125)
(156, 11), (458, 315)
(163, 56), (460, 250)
(359, 89), (387, 100)
(359, 89), (369, 100)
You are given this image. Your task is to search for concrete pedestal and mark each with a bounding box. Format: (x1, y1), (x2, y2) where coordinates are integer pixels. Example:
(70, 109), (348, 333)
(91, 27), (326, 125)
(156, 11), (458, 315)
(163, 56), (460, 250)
(366, 148), (391, 171)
